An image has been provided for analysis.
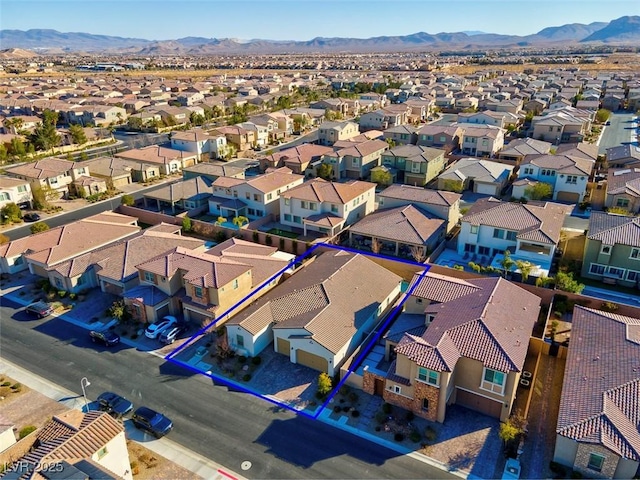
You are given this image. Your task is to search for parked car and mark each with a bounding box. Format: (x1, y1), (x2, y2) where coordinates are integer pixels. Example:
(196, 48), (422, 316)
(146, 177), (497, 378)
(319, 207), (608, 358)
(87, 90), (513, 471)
(131, 406), (173, 438)
(145, 316), (178, 339)
(89, 329), (120, 347)
(25, 301), (54, 318)
(97, 392), (134, 418)
(159, 324), (187, 344)
(502, 458), (521, 480)
(22, 212), (41, 222)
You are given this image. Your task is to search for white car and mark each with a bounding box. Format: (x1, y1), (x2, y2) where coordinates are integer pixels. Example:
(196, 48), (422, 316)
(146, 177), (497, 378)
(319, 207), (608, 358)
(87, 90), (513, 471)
(145, 316), (178, 339)
(502, 458), (521, 480)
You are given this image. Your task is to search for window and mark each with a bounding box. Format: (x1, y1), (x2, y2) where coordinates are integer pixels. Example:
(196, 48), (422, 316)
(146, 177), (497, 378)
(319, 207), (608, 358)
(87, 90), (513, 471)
(352, 158), (359, 167)
(439, 136), (446, 142)
(600, 244), (612, 255)
(233, 279), (238, 289)
(607, 266), (625, 278)
(144, 271), (155, 282)
(411, 162), (421, 173)
(589, 263), (606, 275)
(470, 225), (478, 234)
(331, 204), (338, 213)
(284, 198), (290, 206)
(293, 215), (302, 224)
(245, 192), (250, 199)
(97, 446), (108, 459)
(266, 193), (273, 201)
(523, 167), (533, 175)
(194, 286), (203, 297)
(566, 175), (578, 184)
(587, 453), (605, 472)
(17, 185), (27, 193)
(478, 246), (491, 256)
(626, 270), (640, 282)
(55, 277), (63, 289)
(616, 198), (630, 208)
(171, 163), (178, 171)
(301, 200), (308, 209)
(493, 228), (505, 239)
(422, 398), (429, 411)
(417, 368), (439, 386)
(309, 202), (317, 211)
(630, 248), (640, 259)
(233, 190), (238, 198)
(236, 334), (244, 347)
(253, 194), (260, 202)
(284, 214), (292, 222)
(0, 192), (9, 201)
(506, 231), (517, 241)
(481, 367), (505, 394)
(392, 385), (401, 394)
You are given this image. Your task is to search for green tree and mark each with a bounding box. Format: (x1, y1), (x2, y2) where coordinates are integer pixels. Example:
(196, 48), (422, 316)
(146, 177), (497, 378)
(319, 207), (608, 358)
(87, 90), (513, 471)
(317, 372), (332, 397)
(0, 143), (7, 163)
(8, 137), (26, 158)
(30, 110), (60, 152)
(121, 194), (135, 206)
(523, 182), (553, 200)
(385, 138), (396, 148)
(128, 116), (143, 130)
(371, 168), (393, 186)
(316, 163), (333, 180)
(595, 108), (611, 124)
(500, 250), (515, 278)
(442, 179), (464, 193)
(606, 206), (632, 216)
(215, 216), (227, 226)
(107, 299), (130, 323)
(68, 124), (87, 145)
(232, 216), (249, 228)
(555, 271), (585, 294)
(182, 216), (192, 232)
(30, 221), (50, 234)
(515, 260), (533, 283)
(1, 202), (22, 223)
(190, 112), (205, 126)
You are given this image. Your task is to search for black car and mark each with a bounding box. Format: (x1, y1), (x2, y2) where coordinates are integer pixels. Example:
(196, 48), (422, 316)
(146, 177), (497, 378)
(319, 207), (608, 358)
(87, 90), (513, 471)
(22, 213), (41, 222)
(97, 392), (134, 418)
(131, 406), (173, 438)
(25, 301), (54, 318)
(89, 329), (120, 347)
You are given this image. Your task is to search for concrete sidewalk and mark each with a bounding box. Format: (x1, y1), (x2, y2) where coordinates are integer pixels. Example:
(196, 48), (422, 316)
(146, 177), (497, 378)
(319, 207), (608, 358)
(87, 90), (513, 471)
(0, 358), (246, 480)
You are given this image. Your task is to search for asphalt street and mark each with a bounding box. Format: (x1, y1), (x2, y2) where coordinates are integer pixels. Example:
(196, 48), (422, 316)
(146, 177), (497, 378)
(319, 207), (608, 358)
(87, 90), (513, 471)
(0, 297), (457, 479)
(598, 111), (637, 155)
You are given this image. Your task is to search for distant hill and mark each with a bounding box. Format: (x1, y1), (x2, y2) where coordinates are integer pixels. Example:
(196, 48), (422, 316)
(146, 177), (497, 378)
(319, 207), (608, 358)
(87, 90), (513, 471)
(0, 16), (637, 54)
(0, 47), (39, 59)
(581, 16), (640, 43)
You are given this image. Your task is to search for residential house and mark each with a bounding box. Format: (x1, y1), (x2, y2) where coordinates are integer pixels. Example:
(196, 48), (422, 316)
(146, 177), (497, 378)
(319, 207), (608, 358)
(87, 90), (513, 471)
(128, 240), (292, 325)
(115, 146), (199, 175)
(437, 158), (513, 196)
(383, 125), (419, 146)
(225, 250), (402, 375)
(323, 138), (388, 180)
(47, 224), (204, 295)
(86, 155), (159, 185)
(459, 125), (505, 157)
(497, 138), (552, 165)
(208, 167), (304, 221)
(514, 154), (592, 203)
(0, 176), (32, 209)
(457, 110), (513, 129)
(260, 144), (335, 175)
(211, 125), (255, 153)
(380, 145), (445, 186)
(606, 145), (640, 169)
(531, 111), (589, 144)
(458, 197), (568, 277)
(70, 175), (108, 198)
(581, 211), (640, 287)
(553, 306), (640, 479)
(2, 410), (132, 480)
(182, 163), (245, 182)
(348, 205), (445, 257)
(368, 273), (540, 422)
(142, 176), (213, 213)
(605, 168), (640, 213)
(171, 129), (228, 161)
(5, 157), (91, 199)
(377, 184), (461, 232)
(311, 98), (349, 116)
(555, 142), (599, 163)
(317, 121), (360, 146)
(416, 125), (462, 153)
(238, 122), (269, 148)
(359, 107), (409, 131)
(279, 178), (376, 236)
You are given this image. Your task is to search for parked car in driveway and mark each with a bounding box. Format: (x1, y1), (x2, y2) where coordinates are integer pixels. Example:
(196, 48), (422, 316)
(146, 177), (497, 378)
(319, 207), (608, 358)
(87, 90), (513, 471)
(145, 315), (178, 339)
(25, 301), (54, 318)
(502, 458), (521, 480)
(159, 324), (187, 344)
(22, 212), (41, 222)
(89, 329), (120, 347)
(131, 406), (173, 438)
(97, 391), (134, 418)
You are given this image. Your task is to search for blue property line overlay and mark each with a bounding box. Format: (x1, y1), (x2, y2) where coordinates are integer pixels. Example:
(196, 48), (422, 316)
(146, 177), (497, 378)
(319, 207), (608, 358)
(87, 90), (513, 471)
(166, 242), (431, 419)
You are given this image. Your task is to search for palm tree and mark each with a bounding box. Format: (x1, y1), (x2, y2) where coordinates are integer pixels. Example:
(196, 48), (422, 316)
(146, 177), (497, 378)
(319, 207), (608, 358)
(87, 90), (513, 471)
(515, 260), (534, 284)
(215, 216), (226, 226)
(232, 216), (248, 228)
(500, 250), (515, 278)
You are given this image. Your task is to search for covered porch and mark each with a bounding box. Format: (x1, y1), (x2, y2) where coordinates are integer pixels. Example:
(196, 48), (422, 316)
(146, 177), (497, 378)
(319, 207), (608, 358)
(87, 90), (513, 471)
(302, 213), (345, 237)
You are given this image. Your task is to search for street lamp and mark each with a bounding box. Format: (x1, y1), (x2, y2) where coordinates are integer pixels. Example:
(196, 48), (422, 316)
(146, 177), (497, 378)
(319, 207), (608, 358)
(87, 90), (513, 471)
(80, 377), (91, 412)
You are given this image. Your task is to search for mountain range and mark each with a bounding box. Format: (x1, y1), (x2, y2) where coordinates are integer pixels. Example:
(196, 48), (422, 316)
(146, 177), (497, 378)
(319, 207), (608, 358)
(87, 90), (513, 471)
(0, 16), (639, 55)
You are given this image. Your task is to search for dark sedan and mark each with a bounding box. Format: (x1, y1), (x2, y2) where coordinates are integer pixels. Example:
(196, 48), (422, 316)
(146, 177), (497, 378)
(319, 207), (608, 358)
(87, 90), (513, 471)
(22, 213), (41, 222)
(97, 391), (134, 418)
(89, 329), (120, 347)
(131, 406), (173, 438)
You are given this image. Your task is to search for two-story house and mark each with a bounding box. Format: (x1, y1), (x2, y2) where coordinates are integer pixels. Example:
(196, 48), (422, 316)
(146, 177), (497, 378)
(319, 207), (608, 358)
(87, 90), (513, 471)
(0, 176), (32, 209)
(437, 158), (513, 196)
(116, 146), (199, 176)
(359, 106), (409, 131)
(317, 121), (360, 146)
(458, 197), (568, 277)
(497, 138), (552, 165)
(380, 145), (446, 186)
(170, 129), (228, 161)
(514, 154), (593, 203)
(459, 125), (505, 157)
(604, 168), (640, 213)
(5, 157), (91, 199)
(279, 178), (376, 236)
(416, 125), (463, 153)
(259, 144), (335, 175)
(581, 211), (640, 287)
(208, 167), (304, 221)
(366, 272), (540, 422)
(211, 125), (255, 153)
(383, 125), (419, 146)
(326, 138), (388, 180)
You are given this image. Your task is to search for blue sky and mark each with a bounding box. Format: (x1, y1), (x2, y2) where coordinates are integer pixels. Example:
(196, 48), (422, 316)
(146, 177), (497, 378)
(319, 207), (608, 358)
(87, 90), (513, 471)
(2, 0), (639, 41)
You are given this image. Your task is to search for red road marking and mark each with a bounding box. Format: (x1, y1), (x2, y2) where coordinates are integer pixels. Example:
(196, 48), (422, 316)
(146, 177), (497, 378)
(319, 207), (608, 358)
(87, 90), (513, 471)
(218, 469), (238, 480)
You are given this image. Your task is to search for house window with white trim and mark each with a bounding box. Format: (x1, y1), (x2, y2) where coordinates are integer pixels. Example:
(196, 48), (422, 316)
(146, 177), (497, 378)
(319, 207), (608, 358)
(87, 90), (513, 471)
(470, 225), (478, 234)
(607, 266), (625, 278)
(144, 271), (155, 282)
(616, 198), (629, 208)
(236, 334), (244, 347)
(301, 200), (308, 209)
(392, 385), (401, 394)
(587, 453), (605, 472)
(566, 175), (578, 184)
(97, 446), (108, 459)
(506, 231), (517, 241)
(194, 286), (203, 297)
(481, 367), (505, 394)
(233, 279), (239, 289)
(417, 367), (439, 386)
(626, 270), (640, 282)
(493, 228), (505, 239)
(600, 244), (612, 255)
(589, 263), (606, 275)
(630, 248), (640, 259)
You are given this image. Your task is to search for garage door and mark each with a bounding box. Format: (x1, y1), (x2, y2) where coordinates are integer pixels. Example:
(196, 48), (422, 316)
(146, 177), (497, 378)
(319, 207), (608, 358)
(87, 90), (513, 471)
(556, 191), (580, 203)
(456, 389), (502, 418)
(296, 350), (329, 373)
(475, 182), (498, 196)
(186, 309), (210, 327)
(155, 304), (170, 320)
(276, 337), (290, 355)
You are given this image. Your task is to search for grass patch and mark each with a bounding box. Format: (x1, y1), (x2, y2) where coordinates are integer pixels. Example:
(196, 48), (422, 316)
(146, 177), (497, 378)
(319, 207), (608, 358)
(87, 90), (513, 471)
(266, 228), (299, 239)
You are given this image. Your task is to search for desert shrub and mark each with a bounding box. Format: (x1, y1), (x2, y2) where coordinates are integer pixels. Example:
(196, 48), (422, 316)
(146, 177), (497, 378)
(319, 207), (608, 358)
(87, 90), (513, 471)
(265, 235), (273, 246)
(19, 426), (36, 439)
(375, 411), (387, 424)
(251, 356), (262, 365)
(382, 402), (392, 414)
(406, 411), (415, 422)
(252, 231), (259, 242)
(130, 461), (139, 476)
(570, 471), (583, 479)
(57, 290), (67, 298)
(409, 429), (422, 443)
(549, 461), (566, 476)
(333, 405), (341, 413)
(242, 374), (251, 382)
(238, 356), (247, 364)
(351, 410), (360, 417)
(1, 381), (10, 387)
(11, 383), (21, 390)
(317, 372), (332, 397)
(68, 293), (77, 300)
(348, 391), (358, 403)
(394, 433), (404, 442)
(342, 406), (350, 412)
(601, 301), (619, 313)
(424, 426), (437, 442)
(339, 384), (350, 396)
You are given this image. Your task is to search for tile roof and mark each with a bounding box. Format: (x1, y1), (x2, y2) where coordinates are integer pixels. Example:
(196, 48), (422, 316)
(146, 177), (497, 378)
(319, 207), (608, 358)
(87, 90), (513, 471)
(462, 197), (567, 245)
(408, 271), (482, 303)
(606, 168), (640, 198)
(182, 163), (245, 178)
(281, 178), (375, 204)
(206, 237), (277, 257)
(348, 205), (444, 245)
(115, 145), (196, 164)
(499, 138), (552, 157)
(228, 250), (402, 353)
(587, 211), (640, 247)
(143, 176), (213, 202)
(378, 184), (461, 207)
(386, 144), (444, 162)
(439, 158), (513, 183)
(5, 157), (84, 179)
(556, 306), (640, 461)
(556, 142), (599, 162)
(245, 168), (304, 193)
(521, 154), (593, 175)
(263, 144), (334, 166)
(606, 145), (640, 165)
(336, 139), (389, 158)
(123, 284), (169, 306)
(395, 277), (540, 373)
